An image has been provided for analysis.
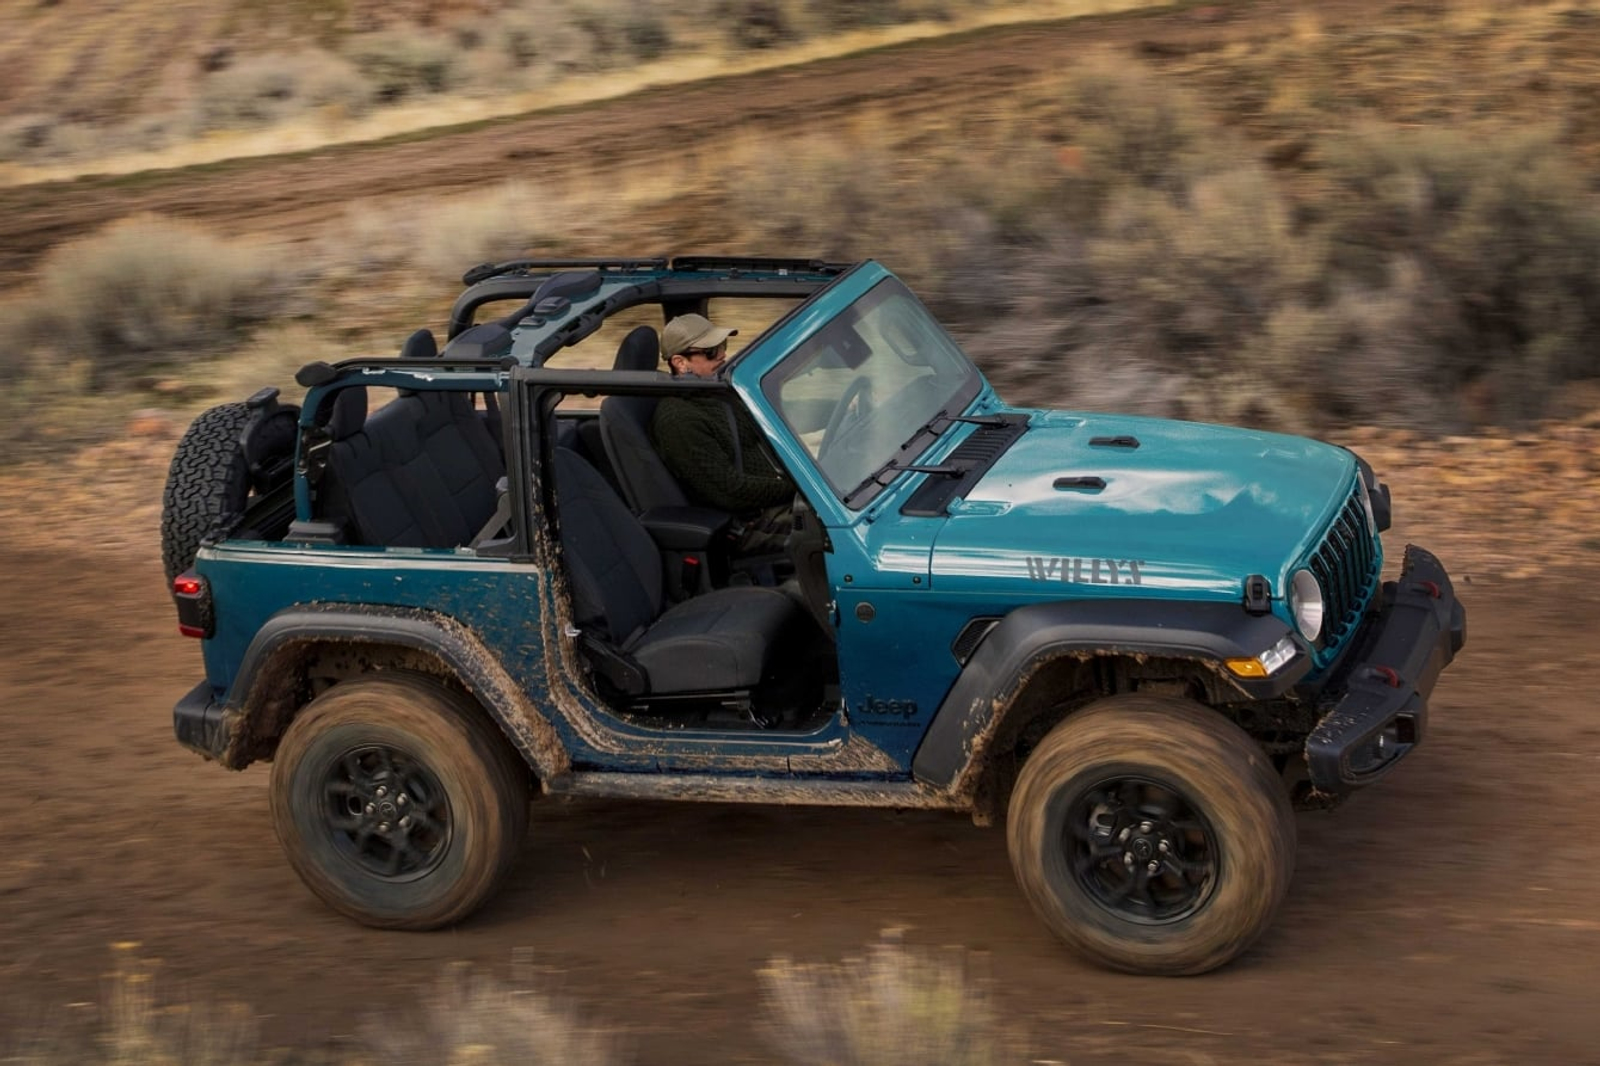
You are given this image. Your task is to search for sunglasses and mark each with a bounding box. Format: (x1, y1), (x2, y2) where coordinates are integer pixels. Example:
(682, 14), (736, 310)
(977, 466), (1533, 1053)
(683, 343), (727, 360)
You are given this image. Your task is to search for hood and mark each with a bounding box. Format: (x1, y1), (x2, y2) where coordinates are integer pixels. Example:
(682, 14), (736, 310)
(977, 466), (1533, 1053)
(929, 410), (1357, 599)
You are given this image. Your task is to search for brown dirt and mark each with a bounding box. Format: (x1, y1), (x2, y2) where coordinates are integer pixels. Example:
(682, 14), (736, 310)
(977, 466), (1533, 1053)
(5, 1), (1600, 1061)
(2, 498), (1599, 1064)
(3, 412), (1600, 1064)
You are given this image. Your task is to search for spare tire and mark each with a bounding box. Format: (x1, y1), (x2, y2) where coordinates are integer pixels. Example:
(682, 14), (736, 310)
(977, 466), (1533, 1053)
(161, 402), (253, 583)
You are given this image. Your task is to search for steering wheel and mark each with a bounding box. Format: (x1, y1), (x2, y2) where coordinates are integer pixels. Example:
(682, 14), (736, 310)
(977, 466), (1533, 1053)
(818, 376), (874, 460)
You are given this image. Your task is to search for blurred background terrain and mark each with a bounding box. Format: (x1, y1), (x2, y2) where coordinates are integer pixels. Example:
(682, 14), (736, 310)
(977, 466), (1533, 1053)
(2, 1), (1599, 1063)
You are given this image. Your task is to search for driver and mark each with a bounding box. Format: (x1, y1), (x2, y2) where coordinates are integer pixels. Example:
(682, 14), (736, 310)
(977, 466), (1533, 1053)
(651, 313), (796, 558)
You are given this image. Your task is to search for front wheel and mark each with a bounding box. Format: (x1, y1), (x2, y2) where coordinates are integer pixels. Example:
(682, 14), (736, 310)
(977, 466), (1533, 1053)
(270, 676), (531, 929)
(1006, 695), (1295, 975)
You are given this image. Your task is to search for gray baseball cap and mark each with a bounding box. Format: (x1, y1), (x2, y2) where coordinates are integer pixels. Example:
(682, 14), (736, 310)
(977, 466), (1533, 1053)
(661, 313), (738, 359)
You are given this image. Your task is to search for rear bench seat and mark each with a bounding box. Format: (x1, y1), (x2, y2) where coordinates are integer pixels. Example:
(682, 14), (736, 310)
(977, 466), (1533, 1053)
(319, 385), (506, 548)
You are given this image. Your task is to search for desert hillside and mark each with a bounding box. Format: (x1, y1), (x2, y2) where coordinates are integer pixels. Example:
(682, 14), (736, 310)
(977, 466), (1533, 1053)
(3, 3), (1600, 1065)
(0, 0), (1165, 179)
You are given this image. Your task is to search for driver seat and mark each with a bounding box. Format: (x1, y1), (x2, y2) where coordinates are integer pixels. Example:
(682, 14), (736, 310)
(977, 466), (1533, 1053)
(597, 325), (692, 514)
(553, 446), (803, 697)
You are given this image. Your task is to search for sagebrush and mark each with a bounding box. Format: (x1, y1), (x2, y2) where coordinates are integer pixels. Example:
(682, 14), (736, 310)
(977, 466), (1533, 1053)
(4, 939), (1014, 1066)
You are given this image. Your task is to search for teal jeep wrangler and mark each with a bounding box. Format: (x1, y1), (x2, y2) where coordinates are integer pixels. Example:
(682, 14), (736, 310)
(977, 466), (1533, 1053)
(164, 256), (1465, 974)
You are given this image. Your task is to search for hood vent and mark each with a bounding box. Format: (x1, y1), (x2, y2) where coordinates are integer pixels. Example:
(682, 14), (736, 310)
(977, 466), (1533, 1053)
(901, 414), (1029, 517)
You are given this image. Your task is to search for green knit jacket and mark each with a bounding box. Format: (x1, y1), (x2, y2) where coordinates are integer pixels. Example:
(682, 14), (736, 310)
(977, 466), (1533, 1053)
(650, 393), (795, 513)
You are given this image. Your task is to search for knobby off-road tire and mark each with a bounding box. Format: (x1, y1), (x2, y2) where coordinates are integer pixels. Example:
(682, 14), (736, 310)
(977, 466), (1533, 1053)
(270, 675), (531, 930)
(160, 402), (252, 583)
(1006, 695), (1295, 976)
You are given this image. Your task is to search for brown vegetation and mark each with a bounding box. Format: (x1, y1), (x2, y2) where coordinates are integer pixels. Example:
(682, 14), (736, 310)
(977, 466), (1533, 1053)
(0, 0), (1165, 175)
(1, 6), (1598, 1065)
(4, 938), (1003, 1066)
(8, 0), (1600, 455)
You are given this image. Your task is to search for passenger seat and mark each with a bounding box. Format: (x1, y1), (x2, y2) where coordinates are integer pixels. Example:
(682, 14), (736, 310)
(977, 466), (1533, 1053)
(318, 385), (505, 549)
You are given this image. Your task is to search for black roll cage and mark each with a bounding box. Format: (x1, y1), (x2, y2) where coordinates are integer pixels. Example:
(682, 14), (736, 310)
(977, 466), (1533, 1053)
(446, 256), (855, 342)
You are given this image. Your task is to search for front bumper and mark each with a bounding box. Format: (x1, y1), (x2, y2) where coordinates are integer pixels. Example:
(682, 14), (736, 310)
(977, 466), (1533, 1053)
(1304, 544), (1466, 796)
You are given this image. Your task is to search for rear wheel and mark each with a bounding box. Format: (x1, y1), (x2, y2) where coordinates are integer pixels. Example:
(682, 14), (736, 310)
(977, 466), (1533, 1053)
(270, 676), (530, 929)
(1006, 695), (1294, 975)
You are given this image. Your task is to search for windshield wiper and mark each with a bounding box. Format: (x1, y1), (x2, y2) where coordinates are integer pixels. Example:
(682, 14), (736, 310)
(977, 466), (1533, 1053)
(843, 407), (1003, 508)
(939, 413), (1009, 428)
(844, 460), (963, 508)
(892, 405), (995, 453)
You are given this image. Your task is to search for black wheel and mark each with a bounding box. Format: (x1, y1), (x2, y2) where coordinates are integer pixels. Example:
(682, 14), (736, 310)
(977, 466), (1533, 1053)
(1006, 695), (1295, 975)
(160, 402), (252, 583)
(270, 676), (531, 929)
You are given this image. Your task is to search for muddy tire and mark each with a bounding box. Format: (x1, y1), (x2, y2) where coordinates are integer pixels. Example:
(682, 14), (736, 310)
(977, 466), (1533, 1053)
(160, 402), (252, 583)
(1006, 695), (1295, 975)
(270, 675), (531, 930)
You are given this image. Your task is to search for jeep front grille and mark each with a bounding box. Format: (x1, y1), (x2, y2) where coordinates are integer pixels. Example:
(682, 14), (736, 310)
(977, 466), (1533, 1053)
(1308, 484), (1381, 654)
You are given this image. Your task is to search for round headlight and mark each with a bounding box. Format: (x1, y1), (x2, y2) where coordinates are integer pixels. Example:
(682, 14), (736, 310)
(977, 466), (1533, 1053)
(1356, 476), (1379, 536)
(1291, 569), (1324, 641)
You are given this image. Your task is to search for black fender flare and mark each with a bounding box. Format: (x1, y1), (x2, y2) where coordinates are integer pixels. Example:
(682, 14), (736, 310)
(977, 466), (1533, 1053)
(220, 603), (570, 780)
(911, 599), (1308, 795)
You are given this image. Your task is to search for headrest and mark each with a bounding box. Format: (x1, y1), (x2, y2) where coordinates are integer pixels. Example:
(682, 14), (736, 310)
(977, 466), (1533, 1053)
(613, 325), (661, 372)
(532, 270), (602, 304)
(442, 323), (513, 360)
(399, 328), (438, 360)
(329, 387), (368, 441)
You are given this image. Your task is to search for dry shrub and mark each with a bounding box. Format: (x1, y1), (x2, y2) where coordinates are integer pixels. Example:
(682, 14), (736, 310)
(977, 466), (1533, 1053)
(0, 116), (105, 164)
(198, 50), (375, 131)
(409, 181), (561, 280)
(343, 26), (466, 101)
(358, 962), (621, 1066)
(1068, 166), (1321, 423)
(567, 0), (675, 63)
(33, 215), (303, 389)
(1059, 62), (1237, 205)
(723, 127), (958, 280)
(928, 73), (1600, 431)
(1265, 262), (1459, 430)
(99, 948), (260, 1066)
(0, 113), (56, 163)
(0, 300), (36, 385)
(7, 953), (616, 1066)
(332, 200), (426, 274)
(0, 111), (197, 166)
(803, 0), (912, 29)
(714, 0), (801, 49)
(759, 933), (1010, 1066)
(684, 64), (1600, 431)
(1318, 125), (1600, 427)
(203, 322), (346, 405)
(456, 0), (659, 83)
(0, 944), (264, 1066)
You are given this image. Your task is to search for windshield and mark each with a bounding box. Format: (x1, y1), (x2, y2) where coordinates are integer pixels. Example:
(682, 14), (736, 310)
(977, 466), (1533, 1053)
(762, 278), (980, 504)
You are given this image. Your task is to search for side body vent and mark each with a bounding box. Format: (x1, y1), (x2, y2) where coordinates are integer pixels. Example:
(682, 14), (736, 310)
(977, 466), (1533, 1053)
(951, 617), (1002, 665)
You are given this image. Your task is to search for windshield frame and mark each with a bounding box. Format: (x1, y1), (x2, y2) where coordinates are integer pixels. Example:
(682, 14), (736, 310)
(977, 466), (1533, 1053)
(759, 277), (982, 511)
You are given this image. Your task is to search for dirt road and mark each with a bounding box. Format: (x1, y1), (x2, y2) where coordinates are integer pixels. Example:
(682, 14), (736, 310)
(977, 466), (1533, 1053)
(1, 507), (1597, 1063)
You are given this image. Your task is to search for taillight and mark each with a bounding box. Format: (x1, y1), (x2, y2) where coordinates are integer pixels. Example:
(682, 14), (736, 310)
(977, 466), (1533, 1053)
(172, 571), (214, 639)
